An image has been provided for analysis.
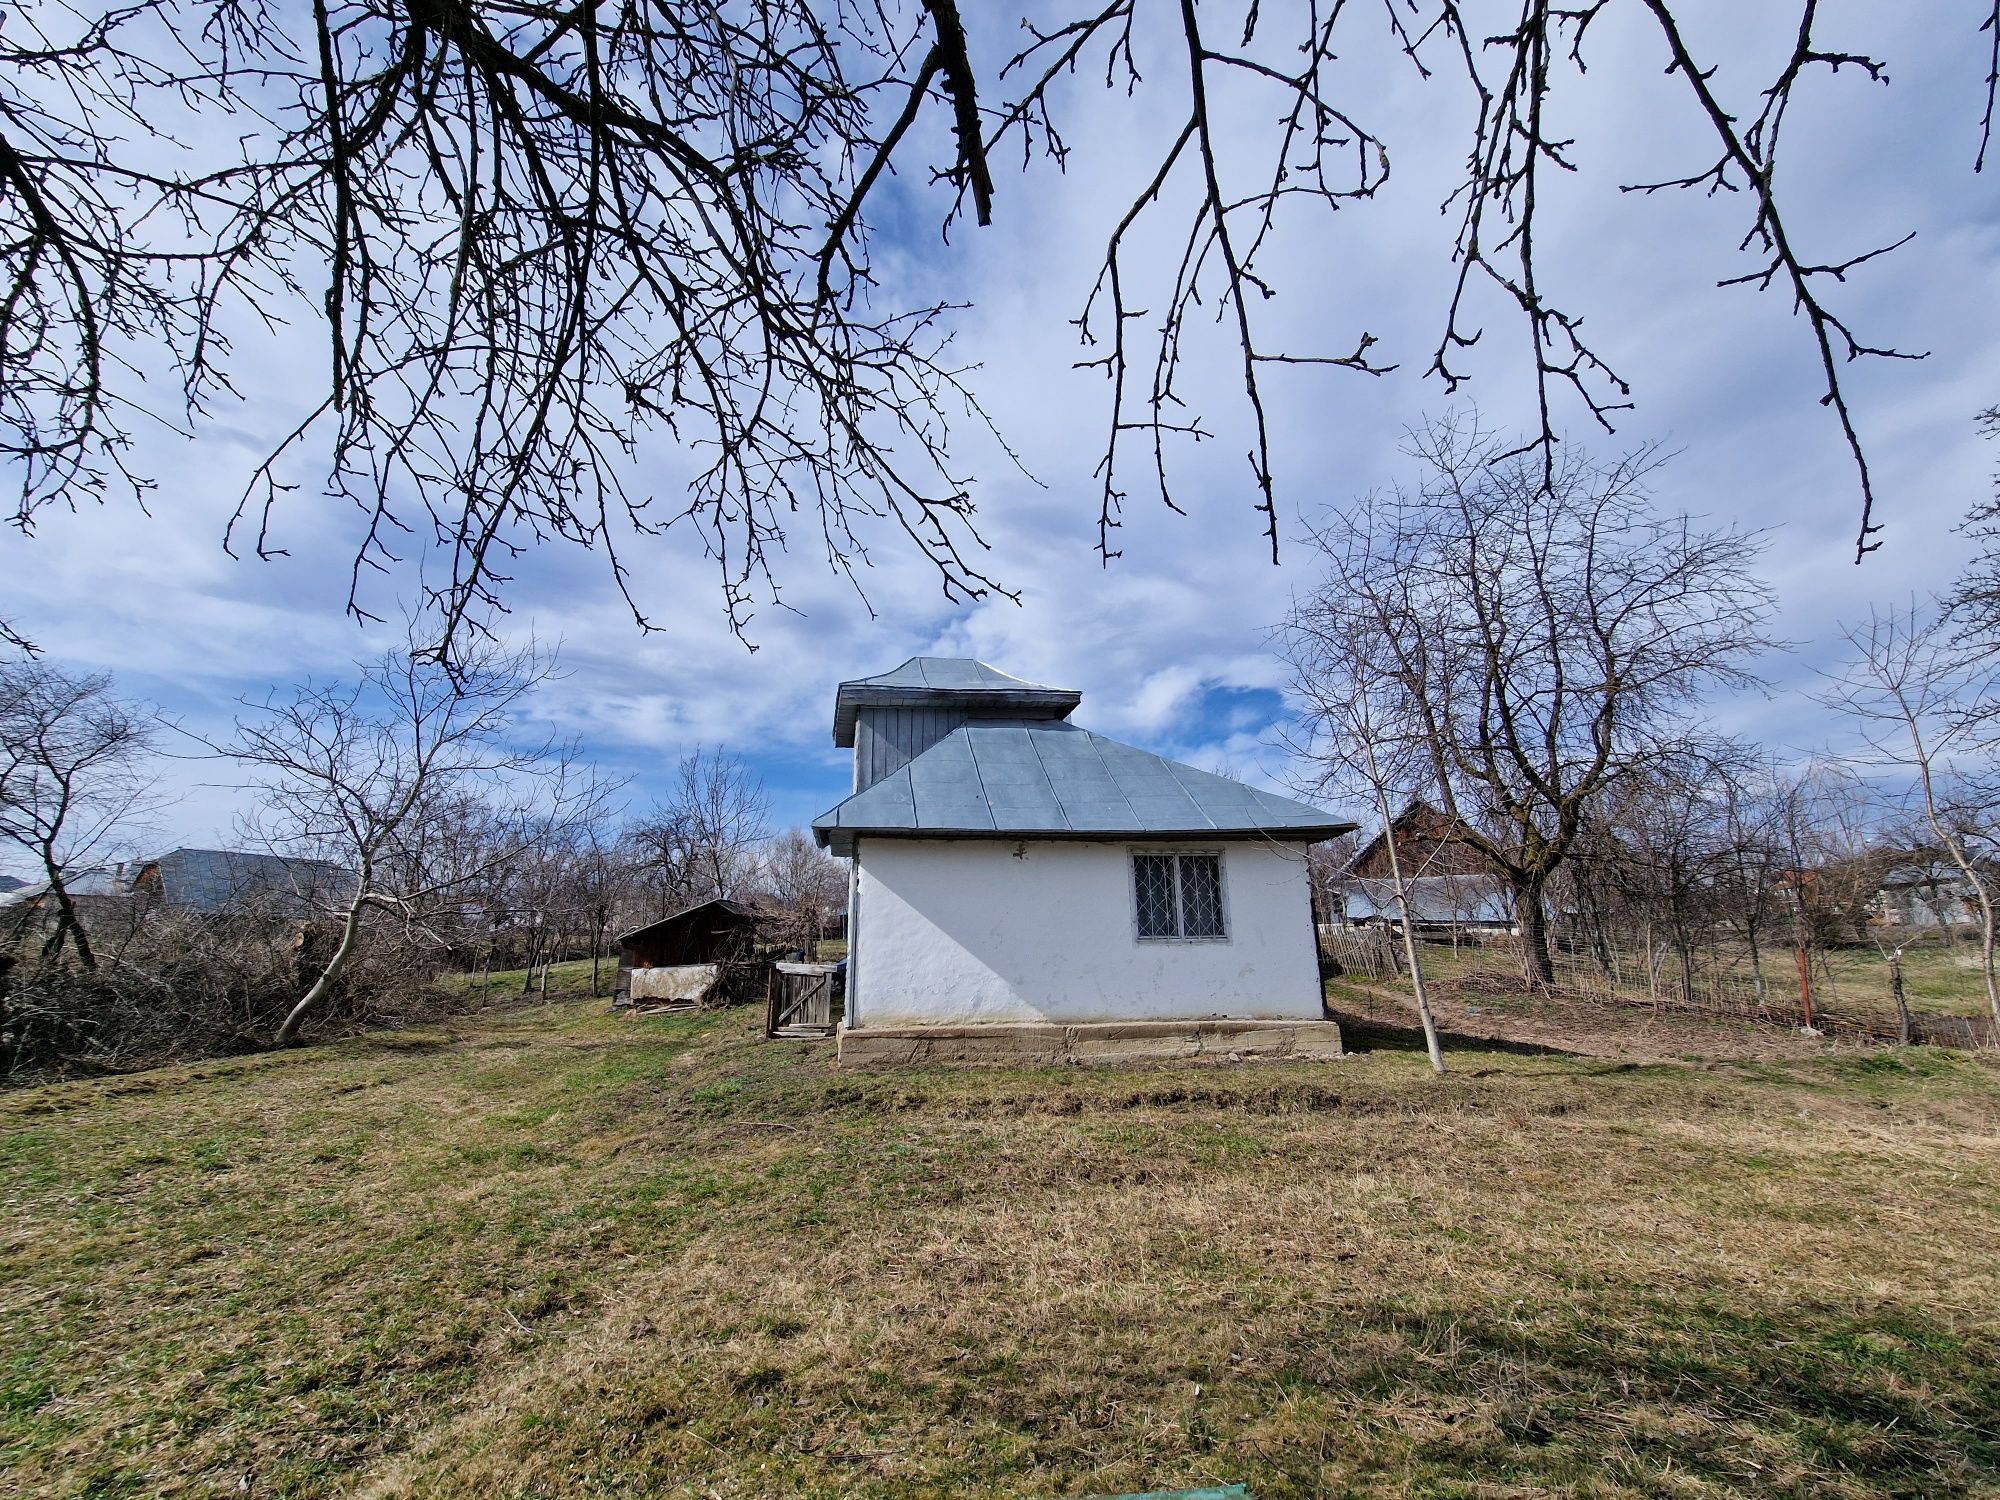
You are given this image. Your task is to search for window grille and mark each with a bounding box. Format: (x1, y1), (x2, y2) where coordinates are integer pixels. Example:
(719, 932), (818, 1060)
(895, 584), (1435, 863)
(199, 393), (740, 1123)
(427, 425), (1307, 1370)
(1132, 852), (1226, 939)
(1134, 854), (1179, 937)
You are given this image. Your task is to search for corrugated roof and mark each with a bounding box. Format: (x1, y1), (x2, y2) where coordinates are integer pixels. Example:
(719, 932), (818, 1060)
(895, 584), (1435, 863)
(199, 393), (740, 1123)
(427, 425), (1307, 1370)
(813, 719), (1353, 853)
(832, 657), (1080, 747)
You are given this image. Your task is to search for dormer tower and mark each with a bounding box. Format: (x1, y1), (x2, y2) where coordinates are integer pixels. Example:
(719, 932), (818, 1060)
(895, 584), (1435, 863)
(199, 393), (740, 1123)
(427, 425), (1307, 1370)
(832, 657), (1082, 793)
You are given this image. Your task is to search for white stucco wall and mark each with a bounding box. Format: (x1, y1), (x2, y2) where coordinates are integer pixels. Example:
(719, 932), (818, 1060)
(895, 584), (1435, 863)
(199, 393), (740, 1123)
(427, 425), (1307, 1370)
(849, 838), (1323, 1026)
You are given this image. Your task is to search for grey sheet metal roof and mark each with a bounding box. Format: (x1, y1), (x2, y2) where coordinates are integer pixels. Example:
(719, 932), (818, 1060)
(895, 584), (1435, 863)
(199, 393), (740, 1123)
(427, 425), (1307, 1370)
(832, 657), (1080, 746)
(813, 719), (1354, 854)
(1346, 874), (1515, 925)
(144, 848), (349, 913)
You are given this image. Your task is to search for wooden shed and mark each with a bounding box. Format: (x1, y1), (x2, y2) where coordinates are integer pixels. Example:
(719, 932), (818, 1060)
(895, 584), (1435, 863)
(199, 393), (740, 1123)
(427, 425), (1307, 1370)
(614, 898), (765, 1008)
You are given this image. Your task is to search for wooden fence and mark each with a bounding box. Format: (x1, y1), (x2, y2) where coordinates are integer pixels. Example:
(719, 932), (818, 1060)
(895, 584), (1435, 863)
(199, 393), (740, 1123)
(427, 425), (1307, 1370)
(765, 961), (837, 1037)
(1321, 924), (1997, 1047)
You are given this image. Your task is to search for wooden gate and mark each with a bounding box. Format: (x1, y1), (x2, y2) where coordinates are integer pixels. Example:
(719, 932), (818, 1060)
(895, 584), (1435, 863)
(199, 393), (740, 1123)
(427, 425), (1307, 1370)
(766, 961), (837, 1037)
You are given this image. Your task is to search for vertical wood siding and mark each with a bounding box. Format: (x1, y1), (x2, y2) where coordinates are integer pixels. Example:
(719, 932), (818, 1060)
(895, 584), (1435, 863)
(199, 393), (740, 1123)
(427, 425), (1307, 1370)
(853, 706), (971, 790)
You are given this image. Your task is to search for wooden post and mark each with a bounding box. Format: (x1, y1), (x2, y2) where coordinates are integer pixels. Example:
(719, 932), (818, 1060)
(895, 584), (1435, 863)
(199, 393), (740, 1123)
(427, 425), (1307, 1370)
(764, 964), (778, 1038)
(1889, 948), (1910, 1047)
(1795, 942), (1815, 1031)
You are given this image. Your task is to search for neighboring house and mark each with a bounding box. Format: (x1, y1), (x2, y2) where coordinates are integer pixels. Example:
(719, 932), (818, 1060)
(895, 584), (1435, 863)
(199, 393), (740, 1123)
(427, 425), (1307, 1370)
(811, 658), (1354, 1066)
(0, 875), (26, 897)
(1870, 855), (1984, 929)
(0, 865), (143, 946)
(1344, 873), (1518, 934)
(1340, 800), (1516, 935)
(129, 848), (349, 917)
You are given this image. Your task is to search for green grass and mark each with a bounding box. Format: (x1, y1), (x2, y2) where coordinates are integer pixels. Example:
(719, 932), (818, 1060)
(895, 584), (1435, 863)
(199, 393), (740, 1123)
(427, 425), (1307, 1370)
(1377, 933), (1997, 1028)
(2, 1004), (1997, 1497)
(442, 957), (610, 1005)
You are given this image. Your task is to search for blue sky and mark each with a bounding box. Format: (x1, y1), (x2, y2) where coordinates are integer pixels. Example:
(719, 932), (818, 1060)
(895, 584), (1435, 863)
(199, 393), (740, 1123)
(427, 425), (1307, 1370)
(2, 3), (1996, 864)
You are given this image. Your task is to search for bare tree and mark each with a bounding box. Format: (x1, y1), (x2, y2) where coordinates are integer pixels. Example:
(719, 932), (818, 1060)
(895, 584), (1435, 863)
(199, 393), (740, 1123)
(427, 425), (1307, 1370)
(4, 3), (1981, 657)
(628, 748), (769, 915)
(227, 636), (605, 1046)
(1949, 405), (2000, 658)
(1285, 583), (1446, 1073)
(573, 810), (636, 999)
(1585, 743), (1759, 1009)
(754, 827), (847, 957)
(1824, 602), (1999, 1026)
(0, 660), (156, 967)
(1712, 760), (1801, 1005)
(1285, 416), (1775, 986)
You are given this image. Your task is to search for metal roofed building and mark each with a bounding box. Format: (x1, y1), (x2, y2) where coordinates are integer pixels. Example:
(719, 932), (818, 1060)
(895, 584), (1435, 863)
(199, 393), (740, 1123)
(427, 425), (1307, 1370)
(812, 658), (1355, 1066)
(130, 848), (349, 916)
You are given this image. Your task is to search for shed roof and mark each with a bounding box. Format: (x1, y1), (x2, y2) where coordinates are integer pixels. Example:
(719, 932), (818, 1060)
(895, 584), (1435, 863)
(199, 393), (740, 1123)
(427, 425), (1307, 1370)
(614, 897), (761, 946)
(813, 719), (1353, 855)
(832, 657), (1080, 747)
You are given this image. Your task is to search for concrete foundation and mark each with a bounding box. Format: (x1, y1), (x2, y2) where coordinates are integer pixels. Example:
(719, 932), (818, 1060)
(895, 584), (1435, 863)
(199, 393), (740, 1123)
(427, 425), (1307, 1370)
(836, 1018), (1343, 1069)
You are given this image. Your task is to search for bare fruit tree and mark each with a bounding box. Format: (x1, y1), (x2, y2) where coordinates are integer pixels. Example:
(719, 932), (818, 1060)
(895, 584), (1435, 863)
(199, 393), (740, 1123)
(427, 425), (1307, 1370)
(1285, 593), (1446, 1073)
(227, 637), (605, 1046)
(1825, 602), (1999, 1026)
(627, 748), (770, 917)
(0, 660), (156, 967)
(1284, 416), (1774, 986)
(755, 828), (848, 957)
(3, 2), (1984, 658)
(1950, 405), (2000, 659)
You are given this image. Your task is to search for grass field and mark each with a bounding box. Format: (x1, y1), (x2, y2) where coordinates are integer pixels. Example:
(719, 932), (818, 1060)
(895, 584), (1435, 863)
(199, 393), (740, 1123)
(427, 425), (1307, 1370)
(1376, 933), (1998, 1028)
(3, 1001), (1998, 1497)
(446, 958), (611, 1005)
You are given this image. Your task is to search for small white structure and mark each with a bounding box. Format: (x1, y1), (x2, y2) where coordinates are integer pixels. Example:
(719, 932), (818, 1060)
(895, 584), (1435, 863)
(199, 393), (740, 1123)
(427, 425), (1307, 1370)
(812, 659), (1354, 1066)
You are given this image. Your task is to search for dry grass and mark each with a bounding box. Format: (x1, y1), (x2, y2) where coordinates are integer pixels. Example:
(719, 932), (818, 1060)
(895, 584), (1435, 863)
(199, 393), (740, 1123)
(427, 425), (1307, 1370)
(1353, 932), (1998, 1035)
(3, 1001), (1998, 1498)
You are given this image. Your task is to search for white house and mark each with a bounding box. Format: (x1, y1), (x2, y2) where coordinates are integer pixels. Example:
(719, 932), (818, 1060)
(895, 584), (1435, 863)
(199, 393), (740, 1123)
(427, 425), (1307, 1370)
(811, 658), (1355, 1066)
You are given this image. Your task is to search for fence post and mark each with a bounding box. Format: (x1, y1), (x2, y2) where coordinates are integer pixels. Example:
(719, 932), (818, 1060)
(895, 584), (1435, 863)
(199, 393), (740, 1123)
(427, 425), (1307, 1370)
(1889, 949), (1910, 1047)
(764, 964), (778, 1038)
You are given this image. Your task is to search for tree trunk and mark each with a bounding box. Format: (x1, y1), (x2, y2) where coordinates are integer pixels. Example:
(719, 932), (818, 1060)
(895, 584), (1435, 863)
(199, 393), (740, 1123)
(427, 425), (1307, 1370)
(1513, 880), (1554, 986)
(1370, 786), (1443, 1075)
(0, 952), (14, 1074)
(520, 926), (542, 993)
(1674, 932), (1696, 1008)
(275, 894), (366, 1046)
(1980, 897), (1999, 1030)
(1887, 949), (1911, 1046)
(37, 857), (96, 970)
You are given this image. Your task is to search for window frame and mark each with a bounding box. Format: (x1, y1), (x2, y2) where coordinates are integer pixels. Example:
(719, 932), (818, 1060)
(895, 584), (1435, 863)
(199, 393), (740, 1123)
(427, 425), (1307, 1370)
(1129, 848), (1231, 943)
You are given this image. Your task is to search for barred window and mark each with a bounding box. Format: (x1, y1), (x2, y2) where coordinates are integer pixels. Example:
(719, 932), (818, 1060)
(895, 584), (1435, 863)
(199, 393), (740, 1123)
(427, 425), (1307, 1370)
(1132, 852), (1227, 940)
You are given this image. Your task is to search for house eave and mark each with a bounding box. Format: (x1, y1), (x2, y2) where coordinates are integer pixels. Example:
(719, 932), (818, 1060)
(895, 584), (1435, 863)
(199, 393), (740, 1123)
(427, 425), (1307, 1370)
(815, 822), (1358, 858)
(831, 685), (1081, 747)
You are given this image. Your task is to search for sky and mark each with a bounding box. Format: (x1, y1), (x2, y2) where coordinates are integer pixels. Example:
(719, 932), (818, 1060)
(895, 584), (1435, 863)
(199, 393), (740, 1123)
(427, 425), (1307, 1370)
(2, 2), (1996, 869)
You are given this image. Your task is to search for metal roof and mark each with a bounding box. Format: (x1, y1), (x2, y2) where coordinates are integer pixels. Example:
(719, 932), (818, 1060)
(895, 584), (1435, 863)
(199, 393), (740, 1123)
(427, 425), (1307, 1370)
(832, 657), (1080, 747)
(613, 897), (762, 945)
(142, 848), (349, 914)
(1345, 874), (1515, 925)
(813, 719), (1354, 854)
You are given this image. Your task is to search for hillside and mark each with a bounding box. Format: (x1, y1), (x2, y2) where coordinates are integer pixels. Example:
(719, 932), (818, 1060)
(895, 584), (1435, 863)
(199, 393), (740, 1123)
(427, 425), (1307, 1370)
(3, 1001), (1998, 1497)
